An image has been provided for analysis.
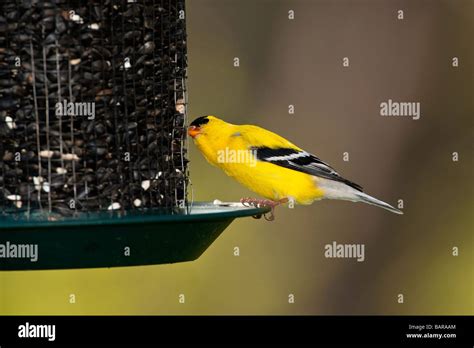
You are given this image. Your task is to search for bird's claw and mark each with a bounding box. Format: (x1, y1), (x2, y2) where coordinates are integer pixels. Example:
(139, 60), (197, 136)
(263, 211), (275, 221)
(240, 197), (288, 221)
(240, 197), (252, 207)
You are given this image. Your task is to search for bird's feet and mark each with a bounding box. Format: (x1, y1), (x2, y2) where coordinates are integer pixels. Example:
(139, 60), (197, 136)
(240, 197), (289, 221)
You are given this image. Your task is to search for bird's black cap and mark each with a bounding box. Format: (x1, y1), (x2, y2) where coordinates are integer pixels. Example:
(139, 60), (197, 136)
(189, 116), (209, 127)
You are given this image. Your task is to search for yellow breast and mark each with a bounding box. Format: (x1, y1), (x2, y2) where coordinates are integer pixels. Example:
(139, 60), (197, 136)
(195, 133), (323, 204)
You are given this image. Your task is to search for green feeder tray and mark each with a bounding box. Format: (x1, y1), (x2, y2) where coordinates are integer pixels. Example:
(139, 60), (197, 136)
(0, 202), (270, 271)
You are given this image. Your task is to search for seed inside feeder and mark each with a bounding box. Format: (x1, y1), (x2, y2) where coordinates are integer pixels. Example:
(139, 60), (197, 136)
(107, 202), (121, 210)
(0, 0), (188, 215)
(176, 99), (185, 114)
(42, 182), (50, 193)
(133, 199), (142, 207)
(33, 177), (43, 191)
(39, 150), (54, 158)
(70, 13), (84, 23)
(141, 180), (151, 191)
(61, 154), (79, 161)
(5, 116), (16, 129)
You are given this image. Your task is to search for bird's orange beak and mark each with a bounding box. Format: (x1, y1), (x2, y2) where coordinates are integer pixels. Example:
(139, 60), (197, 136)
(188, 125), (201, 138)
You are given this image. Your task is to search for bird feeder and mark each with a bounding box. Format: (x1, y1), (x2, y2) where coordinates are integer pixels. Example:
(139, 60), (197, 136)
(0, 0), (268, 270)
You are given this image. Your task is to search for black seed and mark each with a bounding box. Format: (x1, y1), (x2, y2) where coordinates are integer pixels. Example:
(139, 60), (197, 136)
(1, 1), (188, 215)
(138, 41), (155, 55)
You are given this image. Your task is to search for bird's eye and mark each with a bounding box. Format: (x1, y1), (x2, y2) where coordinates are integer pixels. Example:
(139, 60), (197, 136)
(189, 116), (209, 127)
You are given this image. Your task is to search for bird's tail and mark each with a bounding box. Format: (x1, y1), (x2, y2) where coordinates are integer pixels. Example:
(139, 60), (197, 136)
(316, 177), (403, 214)
(353, 191), (403, 215)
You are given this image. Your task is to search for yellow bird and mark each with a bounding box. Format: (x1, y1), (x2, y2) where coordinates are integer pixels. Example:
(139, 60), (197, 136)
(188, 115), (402, 219)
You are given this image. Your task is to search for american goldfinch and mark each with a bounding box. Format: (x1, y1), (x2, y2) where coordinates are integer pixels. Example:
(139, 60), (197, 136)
(188, 115), (402, 216)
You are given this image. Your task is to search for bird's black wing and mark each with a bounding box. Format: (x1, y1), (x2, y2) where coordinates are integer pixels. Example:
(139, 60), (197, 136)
(251, 146), (363, 192)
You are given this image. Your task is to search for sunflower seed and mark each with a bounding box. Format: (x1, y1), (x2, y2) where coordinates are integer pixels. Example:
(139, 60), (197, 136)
(61, 153), (79, 160)
(42, 182), (50, 193)
(141, 180), (150, 190)
(70, 13), (83, 23)
(5, 115), (16, 129)
(107, 202), (121, 210)
(39, 150), (54, 158)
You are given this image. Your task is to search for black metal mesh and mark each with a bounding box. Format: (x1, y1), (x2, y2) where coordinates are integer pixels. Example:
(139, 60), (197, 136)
(0, 0), (188, 216)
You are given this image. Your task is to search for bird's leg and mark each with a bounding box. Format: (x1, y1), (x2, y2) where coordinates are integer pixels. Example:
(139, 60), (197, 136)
(240, 197), (289, 221)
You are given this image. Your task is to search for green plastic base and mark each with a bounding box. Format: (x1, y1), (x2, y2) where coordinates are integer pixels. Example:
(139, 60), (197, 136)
(0, 203), (270, 270)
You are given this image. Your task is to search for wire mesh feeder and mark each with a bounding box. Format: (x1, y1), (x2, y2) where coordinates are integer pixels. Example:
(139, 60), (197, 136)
(0, 0), (269, 270)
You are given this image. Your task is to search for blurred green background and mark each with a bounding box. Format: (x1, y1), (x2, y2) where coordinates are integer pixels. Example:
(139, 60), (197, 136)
(1, 0), (472, 315)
